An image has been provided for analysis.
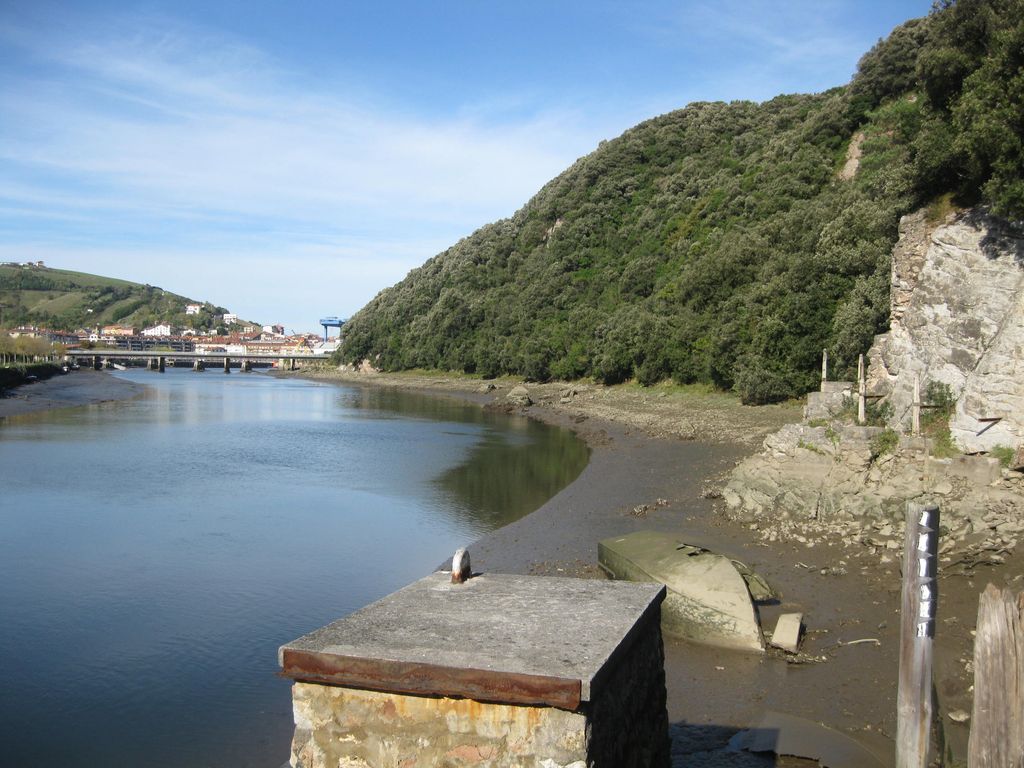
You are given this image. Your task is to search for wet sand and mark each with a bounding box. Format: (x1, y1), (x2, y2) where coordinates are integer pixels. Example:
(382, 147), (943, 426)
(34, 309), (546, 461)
(0, 369), (144, 420)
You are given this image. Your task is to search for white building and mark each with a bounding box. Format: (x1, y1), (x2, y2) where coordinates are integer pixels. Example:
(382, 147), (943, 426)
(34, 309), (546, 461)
(185, 304), (202, 315)
(142, 324), (174, 337)
(222, 313), (238, 324)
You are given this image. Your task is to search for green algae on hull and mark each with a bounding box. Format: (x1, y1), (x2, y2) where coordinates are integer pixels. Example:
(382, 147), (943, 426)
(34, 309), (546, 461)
(598, 530), (764, 653)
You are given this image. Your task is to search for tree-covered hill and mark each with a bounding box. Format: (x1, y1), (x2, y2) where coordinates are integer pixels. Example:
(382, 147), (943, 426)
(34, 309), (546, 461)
(0, 264), (232, 332)
(338, 0), (1023, 403)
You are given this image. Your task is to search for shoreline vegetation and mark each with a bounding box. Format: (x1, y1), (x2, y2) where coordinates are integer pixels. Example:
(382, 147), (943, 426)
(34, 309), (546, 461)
(0, 361), (62, 392)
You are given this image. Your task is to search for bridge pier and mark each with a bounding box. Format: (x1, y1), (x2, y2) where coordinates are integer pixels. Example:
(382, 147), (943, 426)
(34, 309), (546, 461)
(158, 356), (165, 373)
(224, 356), (231, 374)
(92, 355), (101, 371)
(193, 359), (205, 372)
(289, 358), (296, 372)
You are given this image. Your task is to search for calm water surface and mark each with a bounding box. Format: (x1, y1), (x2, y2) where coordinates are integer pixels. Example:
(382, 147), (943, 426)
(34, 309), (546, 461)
(0, 369), (588, 767)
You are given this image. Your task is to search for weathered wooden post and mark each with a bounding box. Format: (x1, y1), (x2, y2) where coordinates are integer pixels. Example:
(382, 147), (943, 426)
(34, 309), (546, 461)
(158, 356), (165, 373)
(821, 348), (829, 389)
(897, 502), (939, 768)
(223, 356), (230, 374)
(912, 375), (922, 436)
(968, 585), (1024, 768)
(858, 354), (867, 425)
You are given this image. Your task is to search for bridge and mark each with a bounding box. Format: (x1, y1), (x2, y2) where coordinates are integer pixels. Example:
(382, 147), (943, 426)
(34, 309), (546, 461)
(66, 348), (327, 373)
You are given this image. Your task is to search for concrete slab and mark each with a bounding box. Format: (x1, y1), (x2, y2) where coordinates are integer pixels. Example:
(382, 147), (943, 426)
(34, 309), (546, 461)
(770, 613), (803, 653)
(820, 381), (854, 394)
(729, 711), (891, 768)
(280, 572), (664, 708)
(928, 455), (1003, 485)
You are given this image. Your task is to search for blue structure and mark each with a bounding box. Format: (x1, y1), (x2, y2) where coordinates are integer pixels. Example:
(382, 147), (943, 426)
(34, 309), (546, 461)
(320, 316), (346, 341)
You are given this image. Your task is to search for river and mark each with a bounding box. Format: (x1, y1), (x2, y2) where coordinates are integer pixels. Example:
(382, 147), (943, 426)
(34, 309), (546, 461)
(0, 368), (589, 767)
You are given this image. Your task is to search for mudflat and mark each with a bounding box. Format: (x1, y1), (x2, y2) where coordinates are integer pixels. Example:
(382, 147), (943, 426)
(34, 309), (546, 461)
(0, 369), (144, 420)
(299, 367), (1024, 766)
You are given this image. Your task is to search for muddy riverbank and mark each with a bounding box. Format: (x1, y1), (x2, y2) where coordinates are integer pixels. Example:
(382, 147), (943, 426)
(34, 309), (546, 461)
(0, 368), (144, 420)
(295, 367), (1024, 766)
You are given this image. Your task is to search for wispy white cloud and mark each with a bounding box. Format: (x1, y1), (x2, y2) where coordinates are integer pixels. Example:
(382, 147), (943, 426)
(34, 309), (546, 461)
(0, 12), (610, 325)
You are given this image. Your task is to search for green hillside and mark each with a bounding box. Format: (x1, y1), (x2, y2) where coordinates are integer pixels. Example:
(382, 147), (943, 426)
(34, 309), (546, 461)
(338, 0), (1023, 403)
(0, 264), (230, 332)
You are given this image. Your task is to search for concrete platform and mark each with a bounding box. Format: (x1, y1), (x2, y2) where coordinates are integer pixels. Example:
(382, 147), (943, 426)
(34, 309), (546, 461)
(280, 571), (665, 709)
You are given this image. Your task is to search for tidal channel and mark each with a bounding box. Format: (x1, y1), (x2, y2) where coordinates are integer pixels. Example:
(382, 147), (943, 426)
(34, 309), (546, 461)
(0, 369), (589, 767)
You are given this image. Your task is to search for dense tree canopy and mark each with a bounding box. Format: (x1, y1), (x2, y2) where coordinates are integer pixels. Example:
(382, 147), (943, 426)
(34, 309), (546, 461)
(339, 0), (1023, 403)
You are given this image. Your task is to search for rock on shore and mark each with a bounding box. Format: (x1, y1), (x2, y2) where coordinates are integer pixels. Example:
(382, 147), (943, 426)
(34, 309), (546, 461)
(721, 423), (1024, 563)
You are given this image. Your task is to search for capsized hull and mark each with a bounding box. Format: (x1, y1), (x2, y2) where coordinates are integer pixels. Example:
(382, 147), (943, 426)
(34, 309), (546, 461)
(599, 530), (764, 653)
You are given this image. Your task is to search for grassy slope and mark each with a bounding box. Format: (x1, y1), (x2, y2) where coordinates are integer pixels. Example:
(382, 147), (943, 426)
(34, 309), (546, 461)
(0, 265), (235, 330)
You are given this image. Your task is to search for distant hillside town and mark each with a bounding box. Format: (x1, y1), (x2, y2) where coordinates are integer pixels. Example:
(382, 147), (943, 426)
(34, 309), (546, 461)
(0, 262), (343, 361)
(4, 318), (339, 358)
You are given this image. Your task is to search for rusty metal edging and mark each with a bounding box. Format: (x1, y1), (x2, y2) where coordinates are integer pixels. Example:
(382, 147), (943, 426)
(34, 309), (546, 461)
(280, 648), (583, 711)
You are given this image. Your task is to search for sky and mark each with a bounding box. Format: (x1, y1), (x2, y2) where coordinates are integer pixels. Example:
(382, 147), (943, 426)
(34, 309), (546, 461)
(1, 0), (933, 332)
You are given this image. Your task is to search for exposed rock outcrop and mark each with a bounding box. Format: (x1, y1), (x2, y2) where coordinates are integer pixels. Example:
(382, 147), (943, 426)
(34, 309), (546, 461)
(722, 208), (1024, 560)
(506, 385), (533, 406)
(721, 423), (1023, 562)
(867, 210), (1024, 452)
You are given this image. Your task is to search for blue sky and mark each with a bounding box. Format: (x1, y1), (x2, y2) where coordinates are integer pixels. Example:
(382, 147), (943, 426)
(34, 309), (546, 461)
(1, 0), (932, 331)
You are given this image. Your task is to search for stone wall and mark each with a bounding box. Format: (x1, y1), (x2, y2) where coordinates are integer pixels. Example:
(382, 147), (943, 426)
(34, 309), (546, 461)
(287, 611), (669, 768)
(867, 210), (1024, 452)
(289, 684), (588, 768)
(584, 616), (670, 768)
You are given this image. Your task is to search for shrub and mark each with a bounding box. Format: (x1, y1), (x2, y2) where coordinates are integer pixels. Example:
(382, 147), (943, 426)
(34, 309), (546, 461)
(870, 428), (899, 460)
(989, 445), (1016, 468)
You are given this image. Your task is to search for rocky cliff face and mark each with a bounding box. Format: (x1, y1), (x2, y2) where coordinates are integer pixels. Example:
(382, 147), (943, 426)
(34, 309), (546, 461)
(867, 210), (1024, 452)
(720, 207), (1024, 559)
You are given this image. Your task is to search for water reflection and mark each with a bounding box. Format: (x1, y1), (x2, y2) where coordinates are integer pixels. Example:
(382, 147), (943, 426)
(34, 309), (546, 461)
(438, 427), (589, 531)
(0, 370), (589, 768)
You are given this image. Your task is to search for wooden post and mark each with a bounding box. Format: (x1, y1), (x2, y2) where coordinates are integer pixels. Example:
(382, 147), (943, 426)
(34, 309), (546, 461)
(968, 585), (1024, 768)
(223, 356), (230, 374)
(897, 502), (939, 768)
(912, 375), (921, 436)
(821, 348), (828, 389)
(858, 354), (867, 425)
